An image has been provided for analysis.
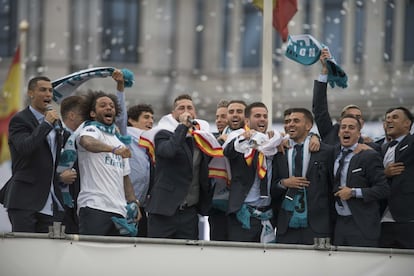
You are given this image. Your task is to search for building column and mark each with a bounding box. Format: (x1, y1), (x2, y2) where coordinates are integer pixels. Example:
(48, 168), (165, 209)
(282, 0), (305, 92)
(363, 0), (386, 85)
(140, 0), (175, 73)
(229, 0), (243, 72)
(202, 0), (223, 72)
(310, 0), (324, 77)
(342, 0), (356, 77)
(42, 0), (70, 79)
(392, 0), (405, 72)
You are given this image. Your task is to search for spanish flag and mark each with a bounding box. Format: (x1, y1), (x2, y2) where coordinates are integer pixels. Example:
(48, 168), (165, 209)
(0, 46), (21, 164)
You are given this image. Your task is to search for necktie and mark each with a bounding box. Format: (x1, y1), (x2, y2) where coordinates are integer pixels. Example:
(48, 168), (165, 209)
(294, 144), (304, 177)
(285, 144), (304, 201)
(383, 140), (398, 167)
(386, 140), (398, 151)
(334, 149), (352, 206)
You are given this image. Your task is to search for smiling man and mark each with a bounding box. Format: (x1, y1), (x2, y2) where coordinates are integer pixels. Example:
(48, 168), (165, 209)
(333, 114), (389, 247)
(0, 76), (67, 233)
(76, 91), (140, 236)
(272, 108), (335, 245)
(224, 102), (284, 243)
(380, 107), (414, 249)
(124, 104), (155, 237)
(224, 100), (246, 133)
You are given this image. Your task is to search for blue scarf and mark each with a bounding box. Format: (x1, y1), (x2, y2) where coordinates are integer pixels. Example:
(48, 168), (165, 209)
(285, 34), (348, 89)
(52, 67), (135, 103)
(236, 204), (275, 243)
(84, 121), (132, 145)
(282, 188), (308, 228)
(111, 202), (138, 236)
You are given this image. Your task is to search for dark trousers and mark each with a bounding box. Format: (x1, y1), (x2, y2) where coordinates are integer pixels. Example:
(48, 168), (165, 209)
(334, 216), (378, 247)
(147, 206), (198, 240)
(380, 222), (414, 249)
(79, 207), (123, 236)
(227, 213), (262, 242)
(8, 208), (63, 233)
(62, 207), (79, 234)
(277, 226), (326, 245)
(137, 206), (147, 237)
(208, 208), (228, 241)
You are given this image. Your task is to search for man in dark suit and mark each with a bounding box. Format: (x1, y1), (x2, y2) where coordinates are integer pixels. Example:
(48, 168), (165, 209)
(0, 76), (68, 233)
(333, 115), (389, 247)
(146, 94), (212, 240)
(224, 102), (283, 243)
(272, 108), (335, 245)
(380, 107), (414, 249)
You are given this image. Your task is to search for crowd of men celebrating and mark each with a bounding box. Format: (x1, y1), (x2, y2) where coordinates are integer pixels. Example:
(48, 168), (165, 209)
(1, 49), (413, 250)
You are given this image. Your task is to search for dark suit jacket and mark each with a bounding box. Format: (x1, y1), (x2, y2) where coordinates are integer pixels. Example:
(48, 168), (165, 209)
(146, 124), (212, 216)
(338, 148), (389, 239)
(223, 137), (276, 215)
(272, 143), (336, 236)
(312, 80), (381, 153)
(386, 134), (414, 222)
(0, 107), (65, 211)
(312, 80), (340, 145)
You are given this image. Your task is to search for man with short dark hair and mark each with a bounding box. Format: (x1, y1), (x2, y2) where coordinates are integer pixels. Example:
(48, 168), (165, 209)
(380, 107), (414, 249)
(0, 76), (67, 233)
(273, 108), (335, 245)
(126, 103), (154, 237)
(333, 115), (389, 247)
(224, 102), (284, 242)
(147, 94), (212, 240)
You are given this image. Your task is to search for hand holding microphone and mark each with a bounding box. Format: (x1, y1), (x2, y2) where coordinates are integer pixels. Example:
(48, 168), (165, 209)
(178, 112), (196, 128)
(46, 104), (62, 130)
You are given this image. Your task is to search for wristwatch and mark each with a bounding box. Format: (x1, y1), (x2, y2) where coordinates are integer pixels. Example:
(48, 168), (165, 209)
(351, 188), (357, 198)
(308, 132), (321, 141)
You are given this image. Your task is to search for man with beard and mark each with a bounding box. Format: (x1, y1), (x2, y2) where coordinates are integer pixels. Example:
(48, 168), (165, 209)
(209, 100), (246, 241)
(220, 100), (247, 138)
(224, 102), (284, 242)
(76, 91), (140, 236)
(146, 94), (212, 240)
(0, 76), (67, 233)
(272, 108), (335, 245)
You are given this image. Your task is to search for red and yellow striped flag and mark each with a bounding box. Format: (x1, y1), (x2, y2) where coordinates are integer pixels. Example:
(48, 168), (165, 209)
(0, 46), (21, 164)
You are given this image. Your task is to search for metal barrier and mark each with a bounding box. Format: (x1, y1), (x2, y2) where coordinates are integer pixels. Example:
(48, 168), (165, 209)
(1, 223), (413, 276)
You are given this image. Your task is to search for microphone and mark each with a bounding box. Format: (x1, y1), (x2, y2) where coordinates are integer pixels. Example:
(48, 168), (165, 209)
(187, 118), (197, 126)
(46, 104), (62, 130)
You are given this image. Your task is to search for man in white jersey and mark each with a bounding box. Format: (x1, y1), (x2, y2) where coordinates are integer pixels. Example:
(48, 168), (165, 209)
(76, 91), (140, 236)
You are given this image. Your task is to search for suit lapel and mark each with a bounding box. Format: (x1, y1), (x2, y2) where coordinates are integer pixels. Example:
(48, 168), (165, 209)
(184, 136), (193, 167)
(346, 152), (359, 186)
(395, 135), (409, 161)
(24, 106), (41, 127)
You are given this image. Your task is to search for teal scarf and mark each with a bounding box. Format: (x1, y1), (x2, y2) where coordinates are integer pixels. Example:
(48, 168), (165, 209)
(282, 188), (308, 228)
(236, 204), (275, 243)
(85, 121), (132, 145)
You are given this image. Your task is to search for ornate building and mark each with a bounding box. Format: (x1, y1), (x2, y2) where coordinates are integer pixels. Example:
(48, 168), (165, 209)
(1, 0), (413, 123)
